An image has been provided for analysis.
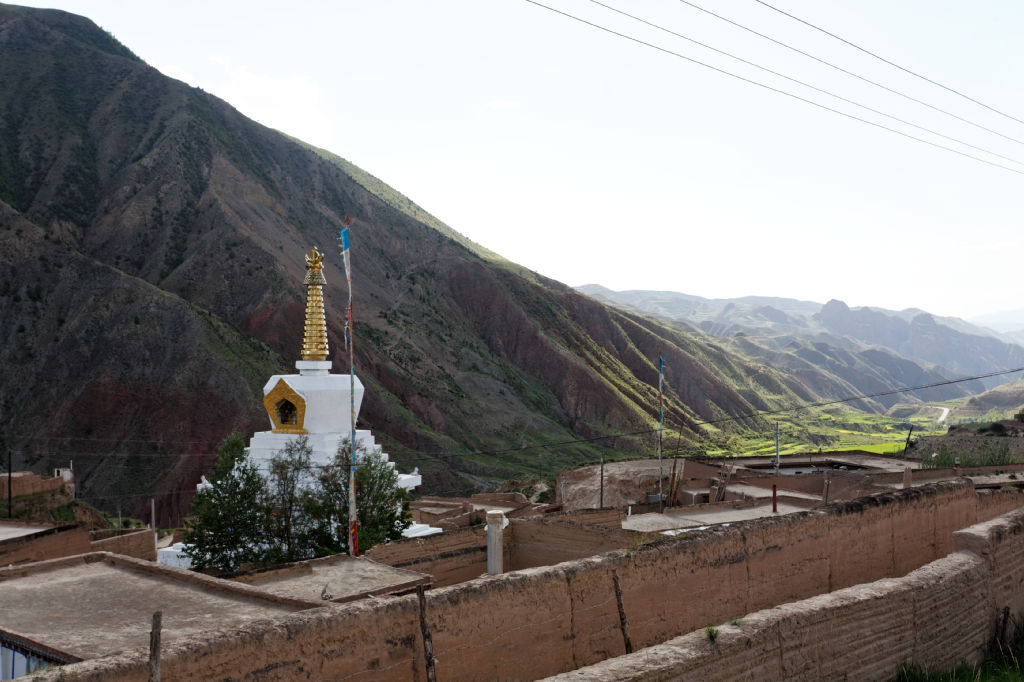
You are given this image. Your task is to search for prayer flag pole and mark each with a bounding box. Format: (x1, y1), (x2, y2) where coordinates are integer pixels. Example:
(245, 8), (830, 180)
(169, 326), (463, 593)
(339, 220), (358, 556)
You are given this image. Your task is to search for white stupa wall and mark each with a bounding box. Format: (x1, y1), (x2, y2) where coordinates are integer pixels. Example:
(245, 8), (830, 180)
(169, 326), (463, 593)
(246, 429), (420, 490)
(263, 360), (363, 433)
(247, 363), (421, 491)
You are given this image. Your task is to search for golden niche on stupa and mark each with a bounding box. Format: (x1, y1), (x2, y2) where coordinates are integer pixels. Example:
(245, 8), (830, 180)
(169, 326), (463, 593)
(301, 246), (329, 362)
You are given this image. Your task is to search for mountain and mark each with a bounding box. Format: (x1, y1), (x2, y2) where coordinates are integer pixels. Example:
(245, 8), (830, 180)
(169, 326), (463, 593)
(579, 287), (1017, 405)
(577, 285), (821, 326)
(955, 379), (1024, 418)
(815, 300), (1024, 389)
(0, 4), (819, 521)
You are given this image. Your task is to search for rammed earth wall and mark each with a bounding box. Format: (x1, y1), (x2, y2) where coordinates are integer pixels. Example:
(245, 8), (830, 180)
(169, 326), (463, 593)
(0, 472), (66, 499)
(0, 523), (89, 565)
(543, 499), (1024, 681)
(35, 482), (1024, 681)
(90, 528), (156, 562)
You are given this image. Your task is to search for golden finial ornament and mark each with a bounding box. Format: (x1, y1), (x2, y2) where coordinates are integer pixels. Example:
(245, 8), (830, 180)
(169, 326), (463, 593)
(301, 247), (329, 361)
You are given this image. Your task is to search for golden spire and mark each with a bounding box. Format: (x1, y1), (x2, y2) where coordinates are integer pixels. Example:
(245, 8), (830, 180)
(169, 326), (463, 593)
(301, 247), (329, 361)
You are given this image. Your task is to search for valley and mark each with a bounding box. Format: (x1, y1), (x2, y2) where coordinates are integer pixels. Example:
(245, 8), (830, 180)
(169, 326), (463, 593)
(1, 3), (1024, 525)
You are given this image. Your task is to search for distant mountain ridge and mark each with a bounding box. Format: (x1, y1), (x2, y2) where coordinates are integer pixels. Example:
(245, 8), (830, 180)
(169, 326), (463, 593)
(577, 286), (1023, 402)
(1, 3), (839, 521)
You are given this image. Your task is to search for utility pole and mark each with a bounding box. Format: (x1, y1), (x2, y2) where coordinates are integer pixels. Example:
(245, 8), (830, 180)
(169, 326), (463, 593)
(4, 435), (11, 519)
(599, 455), (605, 509)
(775, 422), (780, 475)
(657, 352), (664, 512)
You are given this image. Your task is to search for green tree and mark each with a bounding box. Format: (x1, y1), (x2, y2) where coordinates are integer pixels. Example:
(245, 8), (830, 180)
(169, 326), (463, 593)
(183, 456), (268, 572)
(212, 431), (246, 482)
(312, 441), (411, 554)
(184, 436), (411, 571)
(265, 436), (318, 563)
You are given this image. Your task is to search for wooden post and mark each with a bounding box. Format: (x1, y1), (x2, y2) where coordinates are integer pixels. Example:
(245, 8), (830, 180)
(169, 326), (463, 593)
(149, 611), (162, 682)
(599, 455), (604, 509)
(417, 586), (437, 682)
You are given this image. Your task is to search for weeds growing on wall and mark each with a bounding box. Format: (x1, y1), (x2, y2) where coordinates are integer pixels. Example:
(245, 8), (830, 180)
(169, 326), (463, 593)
(920, 442), (1020, 470)
(893, 612), (1024, 681)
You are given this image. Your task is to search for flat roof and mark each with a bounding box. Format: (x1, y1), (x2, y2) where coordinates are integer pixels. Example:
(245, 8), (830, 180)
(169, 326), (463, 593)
(725, 453), (922, 472)
(722, 483), (821, 501)
(0, 522), (52, 543)
(232, 554), (429, 602)
(0, 554), (313, 660)
(622, 502), (808, 533)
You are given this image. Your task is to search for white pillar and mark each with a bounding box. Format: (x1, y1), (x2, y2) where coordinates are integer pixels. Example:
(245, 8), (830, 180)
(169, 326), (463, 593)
(486, 510), (505, 575)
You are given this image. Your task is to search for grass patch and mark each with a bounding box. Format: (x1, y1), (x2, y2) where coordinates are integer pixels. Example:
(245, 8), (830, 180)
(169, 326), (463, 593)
(921, 442), (1021, 469)
(893, 613), (1024, 680)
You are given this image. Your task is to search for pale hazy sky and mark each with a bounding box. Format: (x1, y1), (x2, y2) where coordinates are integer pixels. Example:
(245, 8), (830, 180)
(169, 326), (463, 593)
(15, 1), (1024, 319)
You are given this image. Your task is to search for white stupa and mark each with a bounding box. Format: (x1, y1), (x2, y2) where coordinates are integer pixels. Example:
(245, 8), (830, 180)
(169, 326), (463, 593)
(247, 247), (421, 490)
(162, 248), (435, 570)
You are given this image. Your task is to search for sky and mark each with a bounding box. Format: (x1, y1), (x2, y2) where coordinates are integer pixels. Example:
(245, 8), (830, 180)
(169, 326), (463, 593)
(15, 0), (1024, 319)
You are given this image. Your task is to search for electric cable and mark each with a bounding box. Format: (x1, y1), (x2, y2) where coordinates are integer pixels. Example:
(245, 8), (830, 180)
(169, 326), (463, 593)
(675, 0), (1024, 148)
(521, 0), (1024, 177)
(586, 0), (1024, 168)
(754, 0), (1024, 129)
(10, 363), (1023, 467)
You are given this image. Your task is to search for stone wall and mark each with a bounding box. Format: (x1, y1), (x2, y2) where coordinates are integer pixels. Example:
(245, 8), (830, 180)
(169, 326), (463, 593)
(35, 482), (1024, 681)
(90, 528), (156, 562)
(0, 523), (90, 565)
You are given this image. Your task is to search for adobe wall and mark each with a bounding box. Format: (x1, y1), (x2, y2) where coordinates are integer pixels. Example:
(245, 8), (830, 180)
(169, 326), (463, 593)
(871, 464), (1024, 486)
(543, 508), (625, 528)
(0, 471), (66, 499)
(507, 518), (639, 571)
(90, 528), (156, 562)
(544, 503), (1024, 681)
(541, 551), (993, 681)
(35, 482), (1024, 681)
(0, 523), (90, 565)
(953, 501), (1024, 620)
(365, 525), (499, 586)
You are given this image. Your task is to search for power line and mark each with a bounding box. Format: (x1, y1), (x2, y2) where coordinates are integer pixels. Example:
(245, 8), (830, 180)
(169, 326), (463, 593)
(754, 0), (1024, 129)
(23, 363), (1024, 468)
(521, 0), (1024, 177)
(586, 0), (1024, 169)
(60, 361), (1024, 508)
(674, 0), (1024, 148)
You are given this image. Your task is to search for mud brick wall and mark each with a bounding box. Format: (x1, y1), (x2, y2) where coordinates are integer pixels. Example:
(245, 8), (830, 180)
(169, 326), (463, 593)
(0, 472), (66, 499)
(954, 504), (1024, 621)
(366, 526), (498, 586)
(542, 552), (993, 682)
(545, 505), (1024, 682)
(543, 508), (625, 528)
(0, 523), (89, 565)
(36, 482), (1024, 682)
(508, 518), (639, 571)
(90, 528), (156, 562)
